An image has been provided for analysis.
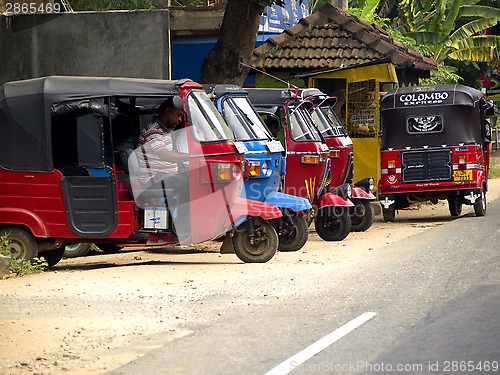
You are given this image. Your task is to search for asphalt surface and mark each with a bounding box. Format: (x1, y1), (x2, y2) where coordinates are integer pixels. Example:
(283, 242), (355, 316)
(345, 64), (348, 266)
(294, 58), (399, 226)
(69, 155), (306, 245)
(109, 199), (500, 374)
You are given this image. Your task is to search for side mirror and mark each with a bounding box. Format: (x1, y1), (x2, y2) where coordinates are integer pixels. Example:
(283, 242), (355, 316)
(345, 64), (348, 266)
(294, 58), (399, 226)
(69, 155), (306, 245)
(484, 100), (495, 117)
(173, 95), (184, 110)
(484, 119), (492, 143)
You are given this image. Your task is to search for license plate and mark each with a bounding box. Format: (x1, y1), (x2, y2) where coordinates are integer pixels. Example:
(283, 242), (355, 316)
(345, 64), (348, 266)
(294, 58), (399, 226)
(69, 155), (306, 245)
(453, 170), (472, 181)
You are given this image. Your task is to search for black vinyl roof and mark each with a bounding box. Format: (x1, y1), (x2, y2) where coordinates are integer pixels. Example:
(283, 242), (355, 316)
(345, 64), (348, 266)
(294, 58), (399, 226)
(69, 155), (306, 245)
(245, 88), (297, 107)
(0, 76), (193, 105)
(0, 76), (195, 172)
(381, 84), (483, 110)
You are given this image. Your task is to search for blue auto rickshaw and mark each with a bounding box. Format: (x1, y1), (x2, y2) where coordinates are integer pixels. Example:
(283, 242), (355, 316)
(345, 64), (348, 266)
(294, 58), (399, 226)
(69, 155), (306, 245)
(205, 85), (311, 251)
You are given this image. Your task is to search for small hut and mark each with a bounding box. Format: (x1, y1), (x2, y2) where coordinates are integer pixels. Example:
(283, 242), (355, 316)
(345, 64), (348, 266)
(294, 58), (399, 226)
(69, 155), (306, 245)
(251, 3), (436, 185)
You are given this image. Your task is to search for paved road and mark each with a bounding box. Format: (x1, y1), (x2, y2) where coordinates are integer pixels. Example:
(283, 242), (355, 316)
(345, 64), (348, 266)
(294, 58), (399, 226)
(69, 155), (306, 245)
(109, 198), (500, 375)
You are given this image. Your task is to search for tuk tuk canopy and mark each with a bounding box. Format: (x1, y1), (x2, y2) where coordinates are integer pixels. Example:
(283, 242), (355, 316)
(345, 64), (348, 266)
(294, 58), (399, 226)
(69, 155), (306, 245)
(0, 76), (193, 172)
(380, 84), (486, 149)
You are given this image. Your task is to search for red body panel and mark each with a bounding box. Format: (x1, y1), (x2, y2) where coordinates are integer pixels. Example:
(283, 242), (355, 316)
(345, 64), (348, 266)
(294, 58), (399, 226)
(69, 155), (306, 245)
(223, 197), (282, 228)
(316, 192), (354, 209)
(283, 140), (329, 205)
(351, 185), (376, 200)
(0, 167), (138, 240)
(324, 135), (353, 188)
(186, 140), (246, 244)
(378, 145), (489, 196)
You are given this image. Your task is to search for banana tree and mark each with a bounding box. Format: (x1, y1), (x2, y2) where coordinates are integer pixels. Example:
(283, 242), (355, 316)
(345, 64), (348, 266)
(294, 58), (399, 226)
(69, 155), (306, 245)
(399, 0), (500, 66)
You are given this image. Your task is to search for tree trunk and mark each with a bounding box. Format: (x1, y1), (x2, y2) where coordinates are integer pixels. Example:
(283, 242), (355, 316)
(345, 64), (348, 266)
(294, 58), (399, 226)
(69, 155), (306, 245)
(200, 0), (264, 85)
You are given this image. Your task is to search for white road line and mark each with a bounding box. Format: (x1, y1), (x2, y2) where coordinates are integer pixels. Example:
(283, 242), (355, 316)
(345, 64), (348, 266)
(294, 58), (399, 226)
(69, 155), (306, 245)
(264, 312), (377, 375)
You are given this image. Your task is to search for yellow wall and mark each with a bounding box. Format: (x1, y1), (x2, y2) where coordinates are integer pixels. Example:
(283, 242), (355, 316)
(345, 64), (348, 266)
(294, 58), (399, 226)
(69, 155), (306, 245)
(352, 138), (381, 187)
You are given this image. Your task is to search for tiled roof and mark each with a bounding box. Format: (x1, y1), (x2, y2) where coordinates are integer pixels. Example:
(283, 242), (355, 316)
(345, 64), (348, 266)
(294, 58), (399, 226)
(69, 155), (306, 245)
(252, 3), (436, 72)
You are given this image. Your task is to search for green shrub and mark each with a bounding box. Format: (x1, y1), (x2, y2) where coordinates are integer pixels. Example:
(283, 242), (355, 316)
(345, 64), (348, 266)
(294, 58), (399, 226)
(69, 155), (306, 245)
(1, 237), (48, 279)
(490, 150), (500, 180)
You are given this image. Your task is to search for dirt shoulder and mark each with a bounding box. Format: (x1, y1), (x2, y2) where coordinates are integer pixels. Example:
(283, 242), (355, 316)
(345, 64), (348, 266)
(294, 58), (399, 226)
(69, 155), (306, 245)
(1, 165), (499, 374)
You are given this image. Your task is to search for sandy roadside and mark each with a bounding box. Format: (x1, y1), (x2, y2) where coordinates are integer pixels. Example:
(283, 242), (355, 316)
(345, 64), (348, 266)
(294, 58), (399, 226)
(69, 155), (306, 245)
(0, 171), (499, 375)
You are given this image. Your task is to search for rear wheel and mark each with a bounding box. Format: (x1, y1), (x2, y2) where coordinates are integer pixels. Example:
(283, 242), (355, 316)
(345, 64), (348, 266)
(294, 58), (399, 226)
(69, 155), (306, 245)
(64, 243), (93, 258)
(351, 200), (375, 232)
(474, 189), (487, 217)
(40, 248), (65, 267)
(314, 207), (351, 241)
(233, 218), (278, 263)
(0, 227), (37, 262)
(382, 208), (396, 222)
(448, 197), (462, 217)
(276, 212), (309, 252)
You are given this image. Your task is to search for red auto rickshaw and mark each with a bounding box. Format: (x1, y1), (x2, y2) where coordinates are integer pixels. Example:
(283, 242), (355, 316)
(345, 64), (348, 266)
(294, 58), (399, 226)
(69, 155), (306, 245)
(247, 87), (354, 241)
(379, 84), (494, 220)
(0, 76), (282, 265)
(302, 89), (376, 232)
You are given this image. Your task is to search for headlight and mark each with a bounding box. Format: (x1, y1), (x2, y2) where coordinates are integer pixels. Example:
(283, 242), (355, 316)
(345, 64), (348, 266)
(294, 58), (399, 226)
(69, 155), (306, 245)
(262, 160), (271, 176)
(355, 177), (375, 193)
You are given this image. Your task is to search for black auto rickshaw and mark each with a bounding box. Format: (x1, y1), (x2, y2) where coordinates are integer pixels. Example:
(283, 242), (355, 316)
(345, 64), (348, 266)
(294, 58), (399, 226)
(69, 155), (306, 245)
(379, 84), (494, 221)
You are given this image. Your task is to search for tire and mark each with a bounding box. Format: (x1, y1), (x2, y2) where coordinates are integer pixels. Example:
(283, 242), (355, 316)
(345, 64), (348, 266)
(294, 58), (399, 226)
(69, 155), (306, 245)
(447, 197), (462, 217)
(382, 208), (396, 222)
(63, 243), (93, 258)
(39, 248), (65, 267)
(314, 207), (351, 241)
(351, 200), (375, 232)
(233, 218), (278, 263)
(0, 227), (37, 262)
(277, 212), (309, 252)
(97, 244), (122, 254)
(474, 189), (487, 217)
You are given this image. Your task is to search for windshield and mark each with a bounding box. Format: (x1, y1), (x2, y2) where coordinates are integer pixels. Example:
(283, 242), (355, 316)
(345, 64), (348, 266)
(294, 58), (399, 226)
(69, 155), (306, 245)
(289, 106), (322, 142)
(187, 91), (234, 142)
(222, 96), (272, 141)
(318, 106), (348, 137)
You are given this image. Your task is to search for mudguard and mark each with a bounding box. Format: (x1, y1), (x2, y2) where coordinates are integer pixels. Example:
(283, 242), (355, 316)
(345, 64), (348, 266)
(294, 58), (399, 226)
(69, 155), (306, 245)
(476, 170), (488, 191)
(0, 208), (48, 238)
(316, 193), (354, 209)
(264, 191), (312, 212)
(351, 185), (376, 200)
(223, 197), (282, 228)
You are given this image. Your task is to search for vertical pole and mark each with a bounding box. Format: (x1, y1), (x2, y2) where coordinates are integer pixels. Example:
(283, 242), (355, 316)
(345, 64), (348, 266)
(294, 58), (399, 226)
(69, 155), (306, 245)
(167, 0), (172, 80)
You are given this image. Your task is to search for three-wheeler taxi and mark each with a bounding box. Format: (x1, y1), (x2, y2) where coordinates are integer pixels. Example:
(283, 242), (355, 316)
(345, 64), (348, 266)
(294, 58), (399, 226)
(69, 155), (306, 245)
(0, 76), (282, 265)
(247, 87), (354, 241)
(301, 89), (376, 232)
(379, 84), (493, 221)
(205, 85), (312, 251)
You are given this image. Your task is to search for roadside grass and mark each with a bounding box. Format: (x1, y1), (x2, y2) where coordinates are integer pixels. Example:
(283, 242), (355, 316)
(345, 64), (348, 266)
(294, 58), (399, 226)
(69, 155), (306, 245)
(490, 150), (500, 179)
(1, 236), (48, 279)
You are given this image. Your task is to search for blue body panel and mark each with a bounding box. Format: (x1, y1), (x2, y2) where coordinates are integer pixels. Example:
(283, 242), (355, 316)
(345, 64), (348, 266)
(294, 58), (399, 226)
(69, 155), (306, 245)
(215, 95), (311, 213)
(264, 191), (311, 212)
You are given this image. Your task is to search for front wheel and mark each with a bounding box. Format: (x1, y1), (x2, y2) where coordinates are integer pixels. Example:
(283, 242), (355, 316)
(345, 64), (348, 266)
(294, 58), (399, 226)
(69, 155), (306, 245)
(351, 200), (375, 232)
(474, 189), (487, 217)
(233, 218), (278, 263)
(314, 207), (351, 241)
(382, 208), (396, 222)
(276, 212), (309, 252)
(0, 227), (37, 262)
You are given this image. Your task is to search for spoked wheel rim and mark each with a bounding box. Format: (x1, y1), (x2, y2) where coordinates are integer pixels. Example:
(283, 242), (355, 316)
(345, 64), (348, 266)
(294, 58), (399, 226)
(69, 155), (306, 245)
(5, 240), (25, 259)
(233, 219), (278, 263)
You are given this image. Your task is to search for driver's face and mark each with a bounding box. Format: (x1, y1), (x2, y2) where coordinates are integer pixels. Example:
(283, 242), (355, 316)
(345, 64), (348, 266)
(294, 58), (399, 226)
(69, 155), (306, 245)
(162, 108), (184, 128)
